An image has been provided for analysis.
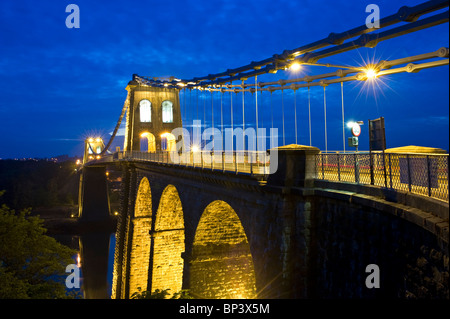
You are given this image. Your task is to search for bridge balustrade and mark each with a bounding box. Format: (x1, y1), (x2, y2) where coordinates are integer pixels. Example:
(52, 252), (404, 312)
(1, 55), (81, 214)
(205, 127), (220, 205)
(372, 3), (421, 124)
(88, 150), (449, 202)
(116, 150), (271, 177)
(316, 152), (449, 202)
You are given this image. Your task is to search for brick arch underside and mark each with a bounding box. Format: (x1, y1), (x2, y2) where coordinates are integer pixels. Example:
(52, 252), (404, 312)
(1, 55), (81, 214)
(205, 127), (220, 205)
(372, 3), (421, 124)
(189, 200), (257, 299)
(151, 184), (185, 296)
(128, 177), (152, 297)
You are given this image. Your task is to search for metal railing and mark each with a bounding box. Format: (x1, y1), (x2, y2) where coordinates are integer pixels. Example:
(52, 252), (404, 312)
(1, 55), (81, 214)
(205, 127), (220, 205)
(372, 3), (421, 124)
(113, 150), (271, 177)
(316, 152), (449, 202)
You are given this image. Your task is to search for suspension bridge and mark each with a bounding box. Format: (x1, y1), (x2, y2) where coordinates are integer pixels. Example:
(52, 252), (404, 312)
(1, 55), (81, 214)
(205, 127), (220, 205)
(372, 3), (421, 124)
(76, 0), (449, 299)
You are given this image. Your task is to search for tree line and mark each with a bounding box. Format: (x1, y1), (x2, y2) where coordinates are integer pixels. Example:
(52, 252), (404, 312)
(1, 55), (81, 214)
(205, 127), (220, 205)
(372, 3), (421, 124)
(0, 159), (79, 210)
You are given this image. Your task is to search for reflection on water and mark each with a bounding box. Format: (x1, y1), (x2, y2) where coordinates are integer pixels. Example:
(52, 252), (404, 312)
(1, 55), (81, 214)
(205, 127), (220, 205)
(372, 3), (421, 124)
(107, 233), (116, 297)
(54, 233), (116, 299)
(79, 232), (115, 299)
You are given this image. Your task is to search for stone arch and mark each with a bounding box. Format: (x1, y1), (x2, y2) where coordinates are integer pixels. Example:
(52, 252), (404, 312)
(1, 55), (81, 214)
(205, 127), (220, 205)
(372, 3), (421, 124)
(151, 184), (185, 296)
(134, 177), (152, 217)
(189, 200), (257, 299)
(128, 177), (152, 297)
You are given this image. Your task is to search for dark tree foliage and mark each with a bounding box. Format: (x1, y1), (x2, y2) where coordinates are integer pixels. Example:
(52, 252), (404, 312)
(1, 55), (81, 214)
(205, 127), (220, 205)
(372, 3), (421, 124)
(0, 160), (79, 210)
(0, 192), (78, 299)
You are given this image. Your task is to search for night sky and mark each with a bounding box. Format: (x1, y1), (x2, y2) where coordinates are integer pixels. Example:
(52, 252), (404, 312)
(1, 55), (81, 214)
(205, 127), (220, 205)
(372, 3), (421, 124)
(0, 0), (448, 159)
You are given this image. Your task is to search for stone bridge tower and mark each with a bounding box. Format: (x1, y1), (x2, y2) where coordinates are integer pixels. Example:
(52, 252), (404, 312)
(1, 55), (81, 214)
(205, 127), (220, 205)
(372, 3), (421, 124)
(124, 75), (183, 153)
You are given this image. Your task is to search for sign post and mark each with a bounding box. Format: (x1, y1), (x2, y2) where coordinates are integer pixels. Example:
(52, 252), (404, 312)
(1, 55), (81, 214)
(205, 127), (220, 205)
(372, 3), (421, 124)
(350, 122), (361, 152)
(368, 117), (386, 151)
(368, 117), (387, 186)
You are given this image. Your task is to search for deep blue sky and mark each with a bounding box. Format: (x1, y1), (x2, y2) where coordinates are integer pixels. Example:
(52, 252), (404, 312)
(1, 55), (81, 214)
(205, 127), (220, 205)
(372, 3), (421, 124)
(0, 0), (448, 158)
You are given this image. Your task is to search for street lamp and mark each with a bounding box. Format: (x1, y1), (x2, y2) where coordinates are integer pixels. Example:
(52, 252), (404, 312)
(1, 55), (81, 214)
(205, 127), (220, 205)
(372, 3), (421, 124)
(364, 67), (378, 80)
(289, 61), (301, 71)
(366, 70), (377, 79)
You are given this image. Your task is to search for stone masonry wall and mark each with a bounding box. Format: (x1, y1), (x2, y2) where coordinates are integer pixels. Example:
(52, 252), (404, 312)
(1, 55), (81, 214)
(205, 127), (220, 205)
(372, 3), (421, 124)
(310, 196), (449, 298)
(128, 217), (152, 296)
(151, 230), (185, 295)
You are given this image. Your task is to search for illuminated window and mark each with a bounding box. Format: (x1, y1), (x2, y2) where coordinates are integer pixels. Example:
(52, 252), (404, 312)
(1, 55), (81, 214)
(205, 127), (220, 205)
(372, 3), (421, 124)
(162, 100), (173, 123)
(96, 146), (102, 154)
(161, 133), (176, 151)
(139, 99), (151, 123)
(140, 132), (156, 152)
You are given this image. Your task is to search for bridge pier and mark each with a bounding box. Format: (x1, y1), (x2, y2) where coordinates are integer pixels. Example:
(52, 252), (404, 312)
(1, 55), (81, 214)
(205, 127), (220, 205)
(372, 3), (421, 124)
(77, 166), (115, 299)
(78, 166), (111, 222)
(265, 145), (320, 298)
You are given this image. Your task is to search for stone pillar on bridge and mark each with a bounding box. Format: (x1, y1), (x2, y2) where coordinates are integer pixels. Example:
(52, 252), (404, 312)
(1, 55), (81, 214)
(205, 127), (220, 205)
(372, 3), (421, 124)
(267, 144), (320, 189)
(266, 144), (320, 298)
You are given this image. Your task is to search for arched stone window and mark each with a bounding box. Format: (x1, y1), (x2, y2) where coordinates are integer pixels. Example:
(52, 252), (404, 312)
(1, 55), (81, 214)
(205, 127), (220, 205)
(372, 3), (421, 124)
(140, 132), (156, 152)
(161, 132), (176, 152)
(139, 99), (151, 123)
(162, 100), (173, 123)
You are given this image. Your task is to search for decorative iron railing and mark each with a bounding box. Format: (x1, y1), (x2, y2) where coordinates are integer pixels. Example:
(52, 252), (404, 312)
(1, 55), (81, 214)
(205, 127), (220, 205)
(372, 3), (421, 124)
(316, 152), (449, 202)
(112, 150), (271, 177)
(87, 150), (449, 202)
